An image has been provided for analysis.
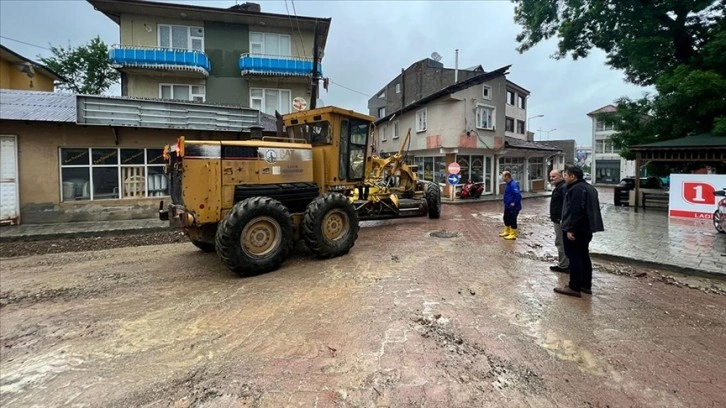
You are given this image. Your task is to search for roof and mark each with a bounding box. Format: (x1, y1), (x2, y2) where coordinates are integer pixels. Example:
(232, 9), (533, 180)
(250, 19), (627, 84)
(375, 65), (512, 126)
(0, 90), (76, 122)
(0, 45), (66, 82)
(630, 134), (726, 150)
(506, 79), (530, 95)
(587, 104), (617, 116)
(505, 137), (561, 152)
(87, 0), (331, 49)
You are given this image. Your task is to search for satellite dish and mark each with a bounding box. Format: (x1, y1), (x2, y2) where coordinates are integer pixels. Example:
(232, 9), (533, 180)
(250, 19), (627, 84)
(431, 52), (442, 62)
(316, 98), (325, 107)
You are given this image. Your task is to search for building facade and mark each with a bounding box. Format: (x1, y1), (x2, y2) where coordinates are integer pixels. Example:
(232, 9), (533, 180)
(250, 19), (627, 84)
(368, 60), (560, 197)
(89, 0), (330, 115)
(588, 105), (635, 184)
(0, 45), (64, 92)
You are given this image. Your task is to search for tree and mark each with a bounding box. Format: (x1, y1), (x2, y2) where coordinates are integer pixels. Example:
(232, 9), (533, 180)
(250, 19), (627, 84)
(39, 36), (119, 95)
(513, 0), (726, 148)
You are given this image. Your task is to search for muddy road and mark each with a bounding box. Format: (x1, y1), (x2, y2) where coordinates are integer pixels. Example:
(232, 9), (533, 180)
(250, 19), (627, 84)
(2, 205), (725, 407)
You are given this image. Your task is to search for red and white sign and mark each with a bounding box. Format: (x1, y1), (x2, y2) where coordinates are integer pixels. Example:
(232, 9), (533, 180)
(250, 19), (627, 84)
(669, 174), (726, 219)
(448, 162), (461, 175)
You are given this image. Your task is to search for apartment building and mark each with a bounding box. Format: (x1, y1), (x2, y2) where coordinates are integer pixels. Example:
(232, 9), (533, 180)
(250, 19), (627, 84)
(88, 0), (330, 115)
(367, 58), (560, 196)
(587, 105), (635, 184)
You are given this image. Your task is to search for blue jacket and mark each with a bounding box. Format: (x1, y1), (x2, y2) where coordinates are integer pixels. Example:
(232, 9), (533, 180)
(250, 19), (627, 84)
(503, 179), (522, 211)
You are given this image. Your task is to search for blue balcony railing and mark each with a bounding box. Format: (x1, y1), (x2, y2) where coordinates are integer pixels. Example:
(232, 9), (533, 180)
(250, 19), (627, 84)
(239, 53), (321, 77)
(109, 46), (211, 77)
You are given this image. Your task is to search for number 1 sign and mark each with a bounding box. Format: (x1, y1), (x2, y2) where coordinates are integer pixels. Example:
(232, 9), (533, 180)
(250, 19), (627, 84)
(669, 174), (726, 219)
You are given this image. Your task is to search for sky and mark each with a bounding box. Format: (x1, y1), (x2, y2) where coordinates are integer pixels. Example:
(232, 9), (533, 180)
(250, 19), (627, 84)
(0, 0), (654, 148)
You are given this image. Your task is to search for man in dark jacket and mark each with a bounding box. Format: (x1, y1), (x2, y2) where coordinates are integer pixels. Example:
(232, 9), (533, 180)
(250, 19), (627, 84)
(548, 169), (569, 273)
(555, 165), (604, 297)
(498, 171), (522, 240)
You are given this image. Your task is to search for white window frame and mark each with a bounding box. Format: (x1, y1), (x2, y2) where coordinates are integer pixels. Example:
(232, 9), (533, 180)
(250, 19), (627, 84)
(476, 105), (495, 130)
(380, 124), (387, 142)
(158, 24), (204, 51)
(159, 84), (206, 102)
(505, 116), (515, 133)
(517, 94), (526, 109)
(395, 83), (401, 94)
(378, 90), (386, 99)
(378, 107), (386, 118)
(416, 109), (427, 132)
(482, 84), (492, 100)
(249, 32), (291, 57)
(392, 120), (400, 139)
(506, 90), (515, 105)
(250, 87), (292, 115)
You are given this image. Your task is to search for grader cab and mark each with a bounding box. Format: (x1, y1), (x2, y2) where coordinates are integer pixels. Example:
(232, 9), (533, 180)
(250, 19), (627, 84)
(160, 106), (440, 276)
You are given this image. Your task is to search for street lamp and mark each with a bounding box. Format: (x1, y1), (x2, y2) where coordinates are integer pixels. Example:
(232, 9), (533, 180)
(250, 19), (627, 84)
(537, 128), (557, 141)
(527, 114), (544, 132)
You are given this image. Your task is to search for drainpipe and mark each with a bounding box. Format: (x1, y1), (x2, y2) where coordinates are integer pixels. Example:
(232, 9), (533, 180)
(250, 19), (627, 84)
(454, 49), (459, 83)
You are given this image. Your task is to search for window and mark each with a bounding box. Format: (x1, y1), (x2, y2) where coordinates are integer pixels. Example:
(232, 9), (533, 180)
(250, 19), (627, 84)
(158, 25), (204, 51)
(380, 124), (387, 142)
(499, 157), (524, 184)
(516, 120), (525, 134)
(249, 32), (291, 56)
(416, 109), (427, 132)
(160, 84), (206, 102)
(455, 154), (487, 185)
(414, 156), (447, 183)
(250, 88), (292, 115)
(595, 139), (616, 154)
(595, 119), (615, 131)
(392, 120), (400, 139)
(60, 147), (168, 201)
(505, 117), (515, 133)
(506, 90), (515, 105)
(378, 107), (386, 118)
(476, 105), (495, 129)
(395, 83), (401, 94)
(482, 85), (492, 100)
(528, 157), (543, 180)
(378, 90), (386, 99)
(517, 95), (526, 109)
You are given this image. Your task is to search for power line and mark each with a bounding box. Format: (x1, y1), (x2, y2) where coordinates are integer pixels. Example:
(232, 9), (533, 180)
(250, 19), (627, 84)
(329, 79), (372, 97)
(289, 0), (307, 58)
(0, 35), (51, 51)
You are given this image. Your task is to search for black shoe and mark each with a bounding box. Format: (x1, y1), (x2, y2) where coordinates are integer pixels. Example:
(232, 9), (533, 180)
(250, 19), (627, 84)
(554, 286), (582, 297)
(549, 265), (568, 273)
(581, 288), (592, 295)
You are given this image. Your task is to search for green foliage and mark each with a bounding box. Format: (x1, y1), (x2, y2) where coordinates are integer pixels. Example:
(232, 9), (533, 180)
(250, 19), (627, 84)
(514, 0), (726, 151)
(39, 36), (119, 95)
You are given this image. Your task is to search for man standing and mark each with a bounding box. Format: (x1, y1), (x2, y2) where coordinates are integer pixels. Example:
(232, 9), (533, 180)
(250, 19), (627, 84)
(548, 169), (569, 273)
(498, 171), (522, 240)
(555, 165), (604, 297)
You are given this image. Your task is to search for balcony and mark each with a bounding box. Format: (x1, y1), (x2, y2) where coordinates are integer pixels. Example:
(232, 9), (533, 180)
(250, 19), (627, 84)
(239, 53), (322, 78)
(109, 45), (211, 77)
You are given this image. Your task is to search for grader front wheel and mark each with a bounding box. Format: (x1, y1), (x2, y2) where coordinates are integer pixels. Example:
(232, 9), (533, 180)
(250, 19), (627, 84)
(425, 182), (441, 219)
(215, 197), (294, 276)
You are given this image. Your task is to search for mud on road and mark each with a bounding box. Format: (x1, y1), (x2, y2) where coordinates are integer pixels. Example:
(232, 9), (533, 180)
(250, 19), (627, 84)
(1, 210), (725, 407)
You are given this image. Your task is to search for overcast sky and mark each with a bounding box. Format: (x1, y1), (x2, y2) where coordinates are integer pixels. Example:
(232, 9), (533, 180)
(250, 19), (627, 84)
(0, 0), (654, 148)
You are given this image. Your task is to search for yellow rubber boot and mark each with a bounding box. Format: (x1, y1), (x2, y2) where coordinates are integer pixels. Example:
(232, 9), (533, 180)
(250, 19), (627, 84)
(504, 228), (518, 240)
(498, 226), (511, 237)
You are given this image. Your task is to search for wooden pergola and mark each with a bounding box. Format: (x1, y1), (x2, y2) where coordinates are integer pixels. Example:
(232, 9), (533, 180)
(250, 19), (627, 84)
(630, 134), (726, 209)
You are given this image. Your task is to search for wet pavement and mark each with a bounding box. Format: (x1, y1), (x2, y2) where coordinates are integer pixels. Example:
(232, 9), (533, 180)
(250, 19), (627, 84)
(2, 188), (724, 277)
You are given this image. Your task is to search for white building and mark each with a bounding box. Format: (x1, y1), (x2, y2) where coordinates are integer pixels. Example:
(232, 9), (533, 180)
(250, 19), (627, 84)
(587, 105), (635, 184)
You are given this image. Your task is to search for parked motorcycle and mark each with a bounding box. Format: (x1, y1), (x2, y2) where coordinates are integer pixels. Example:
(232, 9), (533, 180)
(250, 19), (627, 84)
(714, 188), (726, 234)
(460, 179), (485, 199)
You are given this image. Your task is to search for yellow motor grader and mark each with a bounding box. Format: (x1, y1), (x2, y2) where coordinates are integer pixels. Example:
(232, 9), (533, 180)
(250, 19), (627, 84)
(160, 106), (440, 276)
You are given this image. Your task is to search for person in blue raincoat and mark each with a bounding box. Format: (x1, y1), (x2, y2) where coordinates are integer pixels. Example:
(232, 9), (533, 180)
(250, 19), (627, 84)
(498, 170), (522, 240)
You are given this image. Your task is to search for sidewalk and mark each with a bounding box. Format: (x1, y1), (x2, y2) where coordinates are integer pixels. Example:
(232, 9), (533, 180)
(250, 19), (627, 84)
(1, 192), (724, 277)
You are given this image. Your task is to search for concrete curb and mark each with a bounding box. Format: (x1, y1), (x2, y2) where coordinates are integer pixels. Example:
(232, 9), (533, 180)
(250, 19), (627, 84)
(590, 252), (726, 281)
(0, 226), (174, 243)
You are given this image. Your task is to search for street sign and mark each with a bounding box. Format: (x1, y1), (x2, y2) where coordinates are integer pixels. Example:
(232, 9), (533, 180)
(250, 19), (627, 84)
(447, 174), (460, 185)
(292, 97), (308, 111)
(448, 162), (461, 175)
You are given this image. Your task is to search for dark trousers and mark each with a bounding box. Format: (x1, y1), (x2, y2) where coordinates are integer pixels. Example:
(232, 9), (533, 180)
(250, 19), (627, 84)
(563, 230), (593, 291)
(503, 209), (520, 229)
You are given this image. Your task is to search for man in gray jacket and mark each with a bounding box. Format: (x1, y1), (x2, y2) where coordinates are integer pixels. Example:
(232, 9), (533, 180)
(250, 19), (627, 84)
(548, 169), (569, 273)
(555, 165), (605, 297)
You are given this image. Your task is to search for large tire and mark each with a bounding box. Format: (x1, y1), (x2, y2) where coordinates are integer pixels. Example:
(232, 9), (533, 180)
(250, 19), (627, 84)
(215, 197), (294, 276)
(302, 193), (359, 259)
(425, 182), (441, 219)
(190, 239), (215, 252)
(715, 211), (724, 233)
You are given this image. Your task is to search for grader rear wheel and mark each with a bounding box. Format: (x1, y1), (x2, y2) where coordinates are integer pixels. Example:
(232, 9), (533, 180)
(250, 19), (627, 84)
(302, 193), (359, 259)
(215, 197), (294, 276)
(425, 182), (441, 219)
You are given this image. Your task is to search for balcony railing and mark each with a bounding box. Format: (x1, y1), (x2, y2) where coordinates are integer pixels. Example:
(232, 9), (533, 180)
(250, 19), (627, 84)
(239, 53), (321, 77)
(109, 45), (211, 77)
